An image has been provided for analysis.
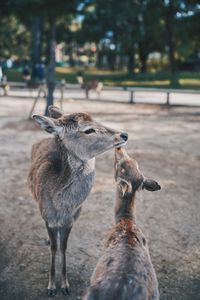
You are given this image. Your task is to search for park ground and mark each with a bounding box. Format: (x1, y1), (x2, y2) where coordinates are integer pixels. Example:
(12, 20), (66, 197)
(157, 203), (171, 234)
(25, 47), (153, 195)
(0, 94), (200, 300)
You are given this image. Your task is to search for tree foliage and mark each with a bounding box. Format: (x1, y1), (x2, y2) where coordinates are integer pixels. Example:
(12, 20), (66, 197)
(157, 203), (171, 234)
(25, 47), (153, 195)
(79, 0), (199, 73)
(0, 0), (199, 82)
(0, 15), (30, 59)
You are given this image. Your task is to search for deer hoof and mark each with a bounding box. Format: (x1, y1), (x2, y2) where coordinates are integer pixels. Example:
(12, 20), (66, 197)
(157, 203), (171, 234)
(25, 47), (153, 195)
(61, 287), (70, 295)
(47, 288), (57, 297)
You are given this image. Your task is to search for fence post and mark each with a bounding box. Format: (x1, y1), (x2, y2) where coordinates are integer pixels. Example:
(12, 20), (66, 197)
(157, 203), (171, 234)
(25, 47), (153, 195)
(166, 91), (170, 105)
(130, 90), (134, 103)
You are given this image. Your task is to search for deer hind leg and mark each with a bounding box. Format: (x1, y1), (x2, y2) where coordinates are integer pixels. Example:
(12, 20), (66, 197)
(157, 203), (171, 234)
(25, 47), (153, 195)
(59, 224), (72, 295)
(46, 222), (58, 297)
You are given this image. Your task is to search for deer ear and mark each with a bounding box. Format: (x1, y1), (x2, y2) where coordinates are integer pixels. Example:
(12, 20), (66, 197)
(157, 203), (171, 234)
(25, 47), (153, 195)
(33, 115), (63, 134)
(143, 179), (161, 192)
(118, 179), (132, 196)
(48, 105), (62, 119)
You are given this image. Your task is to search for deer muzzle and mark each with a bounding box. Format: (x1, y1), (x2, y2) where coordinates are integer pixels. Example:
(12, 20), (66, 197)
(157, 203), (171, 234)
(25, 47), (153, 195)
(114, 132), (128, 147)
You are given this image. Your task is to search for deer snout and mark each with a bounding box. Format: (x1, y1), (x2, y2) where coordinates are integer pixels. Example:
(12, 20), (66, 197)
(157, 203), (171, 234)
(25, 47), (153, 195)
(114, 132), (128, 148)
(120, 132), (128, 142)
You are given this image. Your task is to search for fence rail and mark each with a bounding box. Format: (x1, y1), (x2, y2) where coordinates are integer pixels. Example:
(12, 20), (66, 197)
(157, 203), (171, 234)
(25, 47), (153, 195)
(1, 81), (200, 107)
(60, 84), (200, 105)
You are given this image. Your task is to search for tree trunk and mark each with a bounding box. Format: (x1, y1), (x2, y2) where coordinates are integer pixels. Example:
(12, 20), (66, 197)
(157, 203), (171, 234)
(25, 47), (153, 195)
(127, 48), (135, 75)
(108, 52), (116, 71)
(45, 17), (56, 116)
(141, 58), (147, 73)
(139, 46), (148, 73)
(31, 16), (42, 78)
(97, 50), (103, 69)
(165, 0), (176, 74)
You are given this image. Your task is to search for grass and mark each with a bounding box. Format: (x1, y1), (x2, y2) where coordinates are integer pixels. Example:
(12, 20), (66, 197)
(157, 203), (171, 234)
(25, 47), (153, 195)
(4, 67), (200, 90)
(4, 69), (23, 82)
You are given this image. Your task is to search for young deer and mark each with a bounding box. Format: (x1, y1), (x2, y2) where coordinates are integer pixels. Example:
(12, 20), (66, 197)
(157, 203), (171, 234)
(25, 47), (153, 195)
(83, 147), (160, 300)
(28, 106), (128, 297)
(77, 76), (103, 99)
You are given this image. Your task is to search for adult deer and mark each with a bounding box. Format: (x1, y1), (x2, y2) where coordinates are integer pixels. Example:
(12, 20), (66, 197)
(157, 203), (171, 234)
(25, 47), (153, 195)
(77, 76), (103, 99)
(28, 106), (128, 297)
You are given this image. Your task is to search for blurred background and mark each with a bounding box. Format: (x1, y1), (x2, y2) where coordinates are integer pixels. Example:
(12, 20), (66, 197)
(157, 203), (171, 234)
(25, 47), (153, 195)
(0, 0), (199, 112)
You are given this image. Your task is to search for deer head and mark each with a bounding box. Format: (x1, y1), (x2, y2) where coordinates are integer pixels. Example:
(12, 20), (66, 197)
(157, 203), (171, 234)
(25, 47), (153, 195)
(115, 147), (161, 196)
(33, 106), (128, 161)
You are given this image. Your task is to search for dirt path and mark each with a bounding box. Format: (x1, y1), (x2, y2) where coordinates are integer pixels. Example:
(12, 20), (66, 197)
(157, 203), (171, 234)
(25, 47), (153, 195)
(0, 96), (200, 300)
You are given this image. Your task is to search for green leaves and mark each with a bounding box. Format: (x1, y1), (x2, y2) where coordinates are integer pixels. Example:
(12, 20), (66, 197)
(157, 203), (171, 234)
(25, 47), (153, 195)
(0, 15), (31, 58)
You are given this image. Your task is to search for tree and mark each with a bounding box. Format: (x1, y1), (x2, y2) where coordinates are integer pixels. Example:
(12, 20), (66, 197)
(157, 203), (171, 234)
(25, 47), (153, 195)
(81, 0), (165, 74)
(81, 0), (141, 75)
(21, 1), (79, 114)
(162, 0), (200, 73)
(31, 16), (43, 75)
(137, 0), (164, 73)
(1, 0), (80, 114)
(162, 0), (177, 73)
(0, 15), (30, 59)
(176, 0), (200, 67)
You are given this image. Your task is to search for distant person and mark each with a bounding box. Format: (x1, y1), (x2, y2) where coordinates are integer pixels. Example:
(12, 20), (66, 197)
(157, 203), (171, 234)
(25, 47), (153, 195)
(32, 64), (38, 80)
(32, 62), (45, 82)
(6, 58), (13, 69)
(0, 65), (9, 95)
(37, 63), (45, 82)
(23, 64), (31, 81)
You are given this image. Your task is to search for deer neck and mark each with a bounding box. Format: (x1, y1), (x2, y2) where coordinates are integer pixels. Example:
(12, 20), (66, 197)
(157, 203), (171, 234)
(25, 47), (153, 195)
(56, 137), (95, 178)
(115, 191), (136, 224)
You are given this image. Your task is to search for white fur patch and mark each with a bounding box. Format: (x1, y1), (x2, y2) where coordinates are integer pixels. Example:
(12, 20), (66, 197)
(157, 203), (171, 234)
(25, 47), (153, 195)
(84, 158), (95, 175)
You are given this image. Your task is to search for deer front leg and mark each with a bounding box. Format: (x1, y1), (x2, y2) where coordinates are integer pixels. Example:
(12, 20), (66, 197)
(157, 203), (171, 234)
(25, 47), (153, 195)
(59, 225), (72, 295)
(46, 223), (58, 297)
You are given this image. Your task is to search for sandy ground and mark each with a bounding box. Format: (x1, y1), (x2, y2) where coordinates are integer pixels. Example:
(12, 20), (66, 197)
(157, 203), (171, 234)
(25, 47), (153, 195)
(0, 95), (200, 300)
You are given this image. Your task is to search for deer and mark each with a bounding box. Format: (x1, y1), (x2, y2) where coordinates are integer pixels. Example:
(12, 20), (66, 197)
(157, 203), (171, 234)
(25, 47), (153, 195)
(76, 76), (103, 99)
(83, 147), (160, 300)
(28, 105), (128, 297)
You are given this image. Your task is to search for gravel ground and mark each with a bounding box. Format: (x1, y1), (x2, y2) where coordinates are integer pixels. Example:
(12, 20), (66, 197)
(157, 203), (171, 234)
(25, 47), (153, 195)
(0, 95), (200, 300)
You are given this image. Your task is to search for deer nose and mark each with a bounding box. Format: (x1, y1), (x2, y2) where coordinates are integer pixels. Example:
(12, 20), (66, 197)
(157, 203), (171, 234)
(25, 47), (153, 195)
(120, 133), (128, 141)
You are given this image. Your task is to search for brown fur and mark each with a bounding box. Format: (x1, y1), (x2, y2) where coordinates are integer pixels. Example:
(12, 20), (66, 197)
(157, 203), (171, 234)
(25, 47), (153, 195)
(61, 112), (92, 124)
(82, 80), (99, 90)
(106, 218), (144, 248)
(77, 76), (103, 98)
(28, 107), (128, 296)
(83, 147), (160, 300)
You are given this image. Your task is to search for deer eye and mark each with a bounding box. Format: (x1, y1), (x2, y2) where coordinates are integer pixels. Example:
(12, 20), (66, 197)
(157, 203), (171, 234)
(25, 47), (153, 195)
(84, 128), (96, 134)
